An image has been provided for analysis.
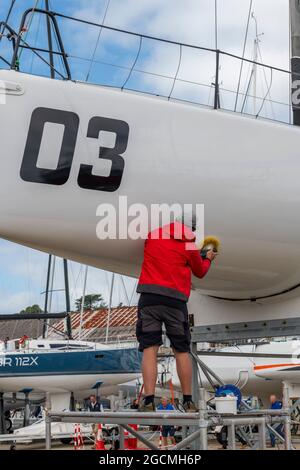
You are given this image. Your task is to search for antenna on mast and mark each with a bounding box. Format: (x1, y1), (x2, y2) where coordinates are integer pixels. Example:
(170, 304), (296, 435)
(290, 0), (300, 125)
(251, 13), (264, 115)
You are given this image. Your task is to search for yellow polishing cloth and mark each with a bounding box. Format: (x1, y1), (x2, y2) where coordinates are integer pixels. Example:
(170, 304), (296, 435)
(199, 236), (220, 252)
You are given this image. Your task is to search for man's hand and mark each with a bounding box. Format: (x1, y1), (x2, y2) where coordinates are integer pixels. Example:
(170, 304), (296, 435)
(206, 249), (218, 261)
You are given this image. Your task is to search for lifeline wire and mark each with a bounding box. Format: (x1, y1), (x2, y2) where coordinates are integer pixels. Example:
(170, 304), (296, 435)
(85, 0), (111, 82)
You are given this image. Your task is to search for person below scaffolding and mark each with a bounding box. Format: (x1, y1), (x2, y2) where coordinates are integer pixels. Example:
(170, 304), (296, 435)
(136, 212), (217, 412)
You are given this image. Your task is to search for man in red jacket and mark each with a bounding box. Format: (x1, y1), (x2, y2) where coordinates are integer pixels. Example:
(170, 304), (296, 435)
(136, 213), (216, 412)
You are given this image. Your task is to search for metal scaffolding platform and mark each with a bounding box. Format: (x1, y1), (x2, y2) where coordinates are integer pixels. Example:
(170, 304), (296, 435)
(45, 407), (291, 451)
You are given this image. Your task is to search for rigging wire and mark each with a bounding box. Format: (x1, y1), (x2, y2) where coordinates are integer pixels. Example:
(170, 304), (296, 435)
(55, 11), (289, 74)
(234, 0), (253, 112)
(85, 0), (111, 82)
(68, 52), (287, 109)
(168, 44), (182, 100)
(29, 7), (42, 73)
(18, 33), (66, 78)
(18, 0), (41, 60)
(120, 275), (130, 306)
(240, 45), (256, 114)
(129, 279), (138, 306)
(48, 0), (66, 78)
(121, 35), (142, 89)
(69, 261), (84, 309)
(0, 0), (16, 43)
(257, 42), (275, 119)
(255, 67), (273, 119)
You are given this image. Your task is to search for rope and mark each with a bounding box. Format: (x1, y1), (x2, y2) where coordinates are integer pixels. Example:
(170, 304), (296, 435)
(137, 384), (144, 404)
(234, 0), (253, 112)
(85, 0), (111, 82)
(169, 380), (175, 404)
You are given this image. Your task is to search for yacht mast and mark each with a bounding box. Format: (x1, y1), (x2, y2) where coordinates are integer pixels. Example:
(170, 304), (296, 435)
(290, 0), (300, 125)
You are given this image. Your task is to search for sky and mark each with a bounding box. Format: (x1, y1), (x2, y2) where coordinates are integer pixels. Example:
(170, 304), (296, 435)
(0, 0), (291, 313)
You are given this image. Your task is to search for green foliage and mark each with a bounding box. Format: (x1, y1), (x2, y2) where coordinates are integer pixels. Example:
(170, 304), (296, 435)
(19, 304), (43, 314)
(75, 294), (107, 312)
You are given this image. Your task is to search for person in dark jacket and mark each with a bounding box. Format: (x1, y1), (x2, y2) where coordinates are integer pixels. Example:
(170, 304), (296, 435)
(88, 395), (101, 448)
(88, 394), (101, 412)
(136, 212), (217, 412)
(269, 394), (284, 447)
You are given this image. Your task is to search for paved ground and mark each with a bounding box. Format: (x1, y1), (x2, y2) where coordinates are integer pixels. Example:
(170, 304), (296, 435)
(1, 436), (300, 451)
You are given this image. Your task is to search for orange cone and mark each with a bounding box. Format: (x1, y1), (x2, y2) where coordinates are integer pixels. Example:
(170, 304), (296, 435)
(95, 424), (106, 450)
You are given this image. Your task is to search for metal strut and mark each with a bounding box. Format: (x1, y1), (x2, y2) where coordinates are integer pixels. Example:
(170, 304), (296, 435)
(11, 8), (71, 79)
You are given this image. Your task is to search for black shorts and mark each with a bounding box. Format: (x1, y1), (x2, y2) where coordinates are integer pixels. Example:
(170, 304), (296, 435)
(136, 293), (191, 353)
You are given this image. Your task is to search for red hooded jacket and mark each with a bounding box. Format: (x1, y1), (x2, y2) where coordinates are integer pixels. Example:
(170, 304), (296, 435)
(137, 222), (211, 302)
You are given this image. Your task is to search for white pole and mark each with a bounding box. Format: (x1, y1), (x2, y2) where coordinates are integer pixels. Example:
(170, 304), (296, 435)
(45, 255), (56, 339)
(79, 265), (88, 340)
(105, 273), (115, 344)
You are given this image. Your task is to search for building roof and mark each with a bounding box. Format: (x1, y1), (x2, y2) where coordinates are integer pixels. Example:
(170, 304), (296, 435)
(0, 306), (138, 343)
(0, 318), (54, 342)
(49, 306), (138, 342)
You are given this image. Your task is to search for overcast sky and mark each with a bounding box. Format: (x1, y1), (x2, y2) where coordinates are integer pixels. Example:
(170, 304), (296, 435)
(0, 0), (291, 313)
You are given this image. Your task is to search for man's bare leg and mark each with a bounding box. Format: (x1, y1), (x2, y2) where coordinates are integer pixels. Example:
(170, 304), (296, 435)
(142, 345), (160, 395)
(174, 351), (192, 395)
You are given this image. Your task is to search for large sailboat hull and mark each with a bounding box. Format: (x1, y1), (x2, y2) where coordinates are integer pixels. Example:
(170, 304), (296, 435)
(1, 70), (300, 300)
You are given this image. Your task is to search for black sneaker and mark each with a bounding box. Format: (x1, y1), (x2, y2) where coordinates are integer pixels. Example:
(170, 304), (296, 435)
(138, 400), (156, 412)
(183, 401), (198, 413)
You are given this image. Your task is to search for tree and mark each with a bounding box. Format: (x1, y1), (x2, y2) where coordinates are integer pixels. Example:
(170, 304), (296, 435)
(19, 304), (43, 314)
(75, 294), (107, 312)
